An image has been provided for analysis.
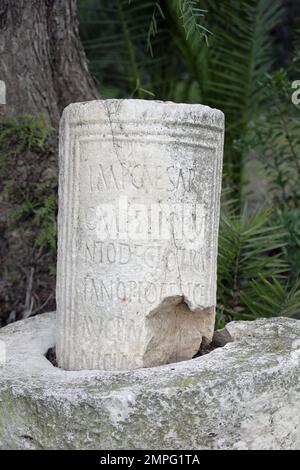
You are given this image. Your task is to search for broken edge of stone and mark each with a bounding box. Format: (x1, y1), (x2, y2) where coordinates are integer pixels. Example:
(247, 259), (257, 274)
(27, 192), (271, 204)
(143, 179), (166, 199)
(1, 312), (300, 450)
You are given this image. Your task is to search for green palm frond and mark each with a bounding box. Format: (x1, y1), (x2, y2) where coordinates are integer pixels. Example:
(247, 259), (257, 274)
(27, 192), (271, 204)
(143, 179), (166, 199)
(147, 2), (165, 56)
(240, 275), (300, 319)
(217, 200), (300, 326)
(216, 204), (295, 325)
(205, 0), (283, 196)
(208, 0), (282, 117)
(78, 0), (173, 98)
(218, 207), (287, 289)
(241, 65), (300, 209)
(78, 0), (211, 100)
(178, 0), (210, 42)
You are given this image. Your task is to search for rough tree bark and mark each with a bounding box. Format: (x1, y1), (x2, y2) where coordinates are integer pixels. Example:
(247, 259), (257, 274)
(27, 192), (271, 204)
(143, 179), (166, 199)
(0, 0), (99, 126)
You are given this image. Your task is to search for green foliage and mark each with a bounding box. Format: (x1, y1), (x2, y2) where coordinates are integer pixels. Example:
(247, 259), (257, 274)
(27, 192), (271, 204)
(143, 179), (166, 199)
(206, 0), (282, 126)
(280, 208), (300, 279)
(0, 115), (57, 260)
(177, 0), (209, 42)
(216, 203), (300, 328)
(77, 0), (210, 99)
(240, 275), (300, 319)
(0, 2), (298, 327)
(241, 67), (300, 208)
(12, 193), (57, 255)
(0, 114), (52, 160)
(76, 1), (300, 327)
(239, 56), (300, 279)
(205, 0), (282, 197)
(218, 208), (287, 290)
(78, 0), (172, 98)
(78, 0), (282, 201)
(147, 2), (165, 56)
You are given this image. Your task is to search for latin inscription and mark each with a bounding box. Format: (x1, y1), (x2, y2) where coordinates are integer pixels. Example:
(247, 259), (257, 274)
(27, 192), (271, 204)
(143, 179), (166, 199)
(82, 198), (207, 242)
(81, 241), (207, 273)
(83, 275), (206, 306)
(76, 142), (213, 315)
(89, 162), (197, 193)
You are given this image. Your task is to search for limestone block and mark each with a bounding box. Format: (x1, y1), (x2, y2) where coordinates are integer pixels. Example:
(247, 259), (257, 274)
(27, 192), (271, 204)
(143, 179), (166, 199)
(1, 312), (300, 450)
(56, 100), (224, 370)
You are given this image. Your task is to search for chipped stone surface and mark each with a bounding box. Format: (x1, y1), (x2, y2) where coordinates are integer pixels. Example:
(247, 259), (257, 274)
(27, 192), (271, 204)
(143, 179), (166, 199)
(1, 312), (300, 450)
(57, 99), (224, 371)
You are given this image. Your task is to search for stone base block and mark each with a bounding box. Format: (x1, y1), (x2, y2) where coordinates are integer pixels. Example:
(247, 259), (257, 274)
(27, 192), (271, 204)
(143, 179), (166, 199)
(0, 312), (300, 450)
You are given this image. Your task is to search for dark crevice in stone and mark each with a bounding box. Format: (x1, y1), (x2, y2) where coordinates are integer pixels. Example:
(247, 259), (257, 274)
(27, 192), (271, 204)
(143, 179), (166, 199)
(193, 328), (233, 358)
(21, 435), (34, 441)
(46, 346), (57, 367)
(46, 328), (233, 368)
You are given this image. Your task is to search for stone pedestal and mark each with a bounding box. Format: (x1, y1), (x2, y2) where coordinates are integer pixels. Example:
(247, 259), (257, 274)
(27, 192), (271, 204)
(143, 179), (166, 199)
(0, 312), (300, 450)
(57, 100), (224, 371)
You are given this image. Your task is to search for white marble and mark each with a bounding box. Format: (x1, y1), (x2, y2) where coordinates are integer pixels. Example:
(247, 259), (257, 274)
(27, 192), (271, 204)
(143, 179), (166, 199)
(56, 99), (224, 370)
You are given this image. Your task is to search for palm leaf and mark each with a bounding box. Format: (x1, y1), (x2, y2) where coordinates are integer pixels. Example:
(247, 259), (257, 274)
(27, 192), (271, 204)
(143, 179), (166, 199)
(205, 0), (282, 195)
(240, 275), (300, 318)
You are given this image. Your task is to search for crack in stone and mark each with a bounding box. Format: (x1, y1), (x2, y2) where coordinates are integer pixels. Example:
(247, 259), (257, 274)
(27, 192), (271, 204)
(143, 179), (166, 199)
(103, 100), (127, 171)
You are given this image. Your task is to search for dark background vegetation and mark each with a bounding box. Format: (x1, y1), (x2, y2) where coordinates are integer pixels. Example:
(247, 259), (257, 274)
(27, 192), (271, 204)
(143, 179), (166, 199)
(0, 0), (300, 328)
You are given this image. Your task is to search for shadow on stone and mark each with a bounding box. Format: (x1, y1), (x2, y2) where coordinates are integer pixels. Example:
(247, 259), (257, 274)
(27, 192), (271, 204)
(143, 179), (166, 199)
(193, 327), (234, 358)
(46, 347), (57, 367)
(46, 325), (233, 368)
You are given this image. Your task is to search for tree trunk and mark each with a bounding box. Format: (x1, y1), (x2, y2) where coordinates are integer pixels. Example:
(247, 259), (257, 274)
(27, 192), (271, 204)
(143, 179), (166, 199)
(0, 0), (99, 126)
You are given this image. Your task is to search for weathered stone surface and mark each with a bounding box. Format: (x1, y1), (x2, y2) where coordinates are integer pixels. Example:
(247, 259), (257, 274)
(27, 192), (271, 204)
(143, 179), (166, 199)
(57, 99), (224, 371)
(1, 312), (300, 450)
(0, 80), (5, 105)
